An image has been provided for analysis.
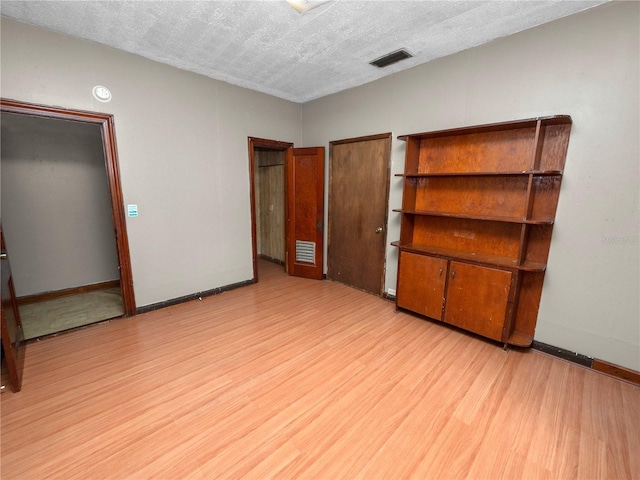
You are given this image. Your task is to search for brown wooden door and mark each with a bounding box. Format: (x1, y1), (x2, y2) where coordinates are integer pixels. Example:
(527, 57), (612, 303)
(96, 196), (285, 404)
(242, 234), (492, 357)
(1, 226), (25, 392)
(286, 147), (325, 279)
(397, 251), (447, 320)
(444, 261), (512, 341)
(327, 134), (391, 295)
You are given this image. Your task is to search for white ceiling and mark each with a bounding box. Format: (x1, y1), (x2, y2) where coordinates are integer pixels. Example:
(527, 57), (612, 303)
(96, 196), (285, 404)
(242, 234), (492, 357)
(1, 0), (609, 103)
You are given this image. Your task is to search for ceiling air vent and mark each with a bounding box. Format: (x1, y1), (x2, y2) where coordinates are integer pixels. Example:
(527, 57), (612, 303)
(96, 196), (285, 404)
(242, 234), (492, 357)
(370, 49), (413, 68)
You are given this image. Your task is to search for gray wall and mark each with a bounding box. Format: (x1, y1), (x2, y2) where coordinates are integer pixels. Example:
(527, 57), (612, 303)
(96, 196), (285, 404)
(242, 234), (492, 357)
(1, 2), (638, 371)
(1, 113), (120, 296)
(1, 16), (302, 307)
(302, 2), (639, 371)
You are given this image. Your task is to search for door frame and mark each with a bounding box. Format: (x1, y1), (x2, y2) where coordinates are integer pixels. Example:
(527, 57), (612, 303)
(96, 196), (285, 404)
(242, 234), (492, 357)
(328, 132), (392, 296)
(0, 98), (136, 317)
(248, 137), (293, 283)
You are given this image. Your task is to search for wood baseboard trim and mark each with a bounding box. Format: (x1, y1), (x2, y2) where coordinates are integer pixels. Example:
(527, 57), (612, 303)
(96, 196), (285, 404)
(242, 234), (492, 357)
(592, 359), (640, 385)
(531, 340), (639, 385)
(382, 292), (396, 302)
(24, 317), (118, 345)
(258, 254), (285, 266)
(136, 279), (253, 315)
(17, 280), (121, 305)
(531, 340), (593, 368)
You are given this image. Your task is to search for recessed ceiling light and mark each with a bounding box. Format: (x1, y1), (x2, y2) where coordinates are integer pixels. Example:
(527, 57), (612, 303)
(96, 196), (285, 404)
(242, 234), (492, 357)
(286, 0), (332, 13)
(92, 85), (112, 102)
(370, 49), (413, 68)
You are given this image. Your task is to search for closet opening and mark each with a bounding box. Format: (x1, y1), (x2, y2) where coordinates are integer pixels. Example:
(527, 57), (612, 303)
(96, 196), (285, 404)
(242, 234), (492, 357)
(1, 99), (135, 339)
(249, 138), (290, 281)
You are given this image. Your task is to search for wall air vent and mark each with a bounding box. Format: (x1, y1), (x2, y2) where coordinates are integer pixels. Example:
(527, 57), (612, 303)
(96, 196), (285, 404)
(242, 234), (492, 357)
(295, 240), (316, 264)
(370, 49), (413, 68)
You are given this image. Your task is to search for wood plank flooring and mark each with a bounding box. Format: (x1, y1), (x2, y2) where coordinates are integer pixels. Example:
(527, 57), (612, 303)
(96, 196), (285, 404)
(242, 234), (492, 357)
(2, 260), (639, 479)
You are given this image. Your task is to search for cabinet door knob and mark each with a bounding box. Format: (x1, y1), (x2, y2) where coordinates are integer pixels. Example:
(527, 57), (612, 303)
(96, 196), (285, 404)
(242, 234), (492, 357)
(375, 226), (383, 233)
(451, 270), (456, 279)
(439, 267), (443, 277)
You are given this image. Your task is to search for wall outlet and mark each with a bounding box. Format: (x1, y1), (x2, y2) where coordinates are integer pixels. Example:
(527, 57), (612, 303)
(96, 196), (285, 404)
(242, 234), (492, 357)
(387, 288), (396, 297)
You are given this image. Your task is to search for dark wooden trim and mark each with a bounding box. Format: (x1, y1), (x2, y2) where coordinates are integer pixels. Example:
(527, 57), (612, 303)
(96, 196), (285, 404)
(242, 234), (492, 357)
(248, 138), (259, 283)
(249, 137), (294, 150)
(531, 340), (593, 367)
(136, 279), (253, 315)
(382, 292), (396, 302)
(532, 341), (639, 385)
(592, 359), (640, 385)
(101, 116), (136, 317)
(1, 98), (136, 317)
(16, 280), (120, 305)
(1, 99), (116, 123)
(259, 254), (285, 266)
(380, 134), (393, 296)
(1, 227), (25, 392)
(1, 306), (24, 392)
(247, 137), (294, 283)
(330, 132), (392, 146)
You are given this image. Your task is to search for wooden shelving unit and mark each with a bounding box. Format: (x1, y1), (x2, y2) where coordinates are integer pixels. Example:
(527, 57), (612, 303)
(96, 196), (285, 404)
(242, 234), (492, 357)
(394, 116), (572, 346)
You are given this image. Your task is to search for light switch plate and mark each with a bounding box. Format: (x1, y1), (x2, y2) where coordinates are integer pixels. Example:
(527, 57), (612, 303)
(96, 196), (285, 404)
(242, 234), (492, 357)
(127, 204), (138, 217)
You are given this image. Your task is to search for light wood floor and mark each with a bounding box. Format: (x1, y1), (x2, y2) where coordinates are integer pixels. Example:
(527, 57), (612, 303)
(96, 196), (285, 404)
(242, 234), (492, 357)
(2, 260), (638, 479)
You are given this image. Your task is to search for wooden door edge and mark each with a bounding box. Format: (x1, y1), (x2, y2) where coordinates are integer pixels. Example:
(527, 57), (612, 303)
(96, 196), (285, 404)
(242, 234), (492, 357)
(378, 133), (393, 296)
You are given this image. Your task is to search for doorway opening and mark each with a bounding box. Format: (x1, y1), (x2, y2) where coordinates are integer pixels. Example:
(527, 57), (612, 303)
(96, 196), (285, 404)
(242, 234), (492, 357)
(1, 99), (135, 339)
(249, 137), (325, 283)
(248, 138), (292, 282)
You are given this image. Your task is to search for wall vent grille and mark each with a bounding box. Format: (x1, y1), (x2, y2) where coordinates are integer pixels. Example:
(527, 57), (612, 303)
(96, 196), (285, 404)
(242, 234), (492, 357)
(295, 240), (315, 264)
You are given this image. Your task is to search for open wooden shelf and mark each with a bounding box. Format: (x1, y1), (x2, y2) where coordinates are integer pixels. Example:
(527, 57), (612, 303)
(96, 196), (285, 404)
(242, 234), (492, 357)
(391, 242), (547, 272)
(393, 209), (554, 225)
(393, 115), (572, 346)
(397, 115), (572, 141)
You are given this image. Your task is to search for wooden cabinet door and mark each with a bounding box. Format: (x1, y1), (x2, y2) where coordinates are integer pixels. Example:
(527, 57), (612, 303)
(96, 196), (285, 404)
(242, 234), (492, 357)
(444, 261), (511, 341)
(397, 252), (447, 320)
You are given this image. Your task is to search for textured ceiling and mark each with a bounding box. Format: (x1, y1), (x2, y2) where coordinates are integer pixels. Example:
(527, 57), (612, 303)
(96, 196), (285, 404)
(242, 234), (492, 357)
(1, 0), (608, 103)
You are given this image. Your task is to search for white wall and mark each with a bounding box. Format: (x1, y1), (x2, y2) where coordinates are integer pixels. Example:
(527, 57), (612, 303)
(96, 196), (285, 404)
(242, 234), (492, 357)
(1, 17), (302, 307)
(302, 2), (640, 371)
(1, 113), (120, 296)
